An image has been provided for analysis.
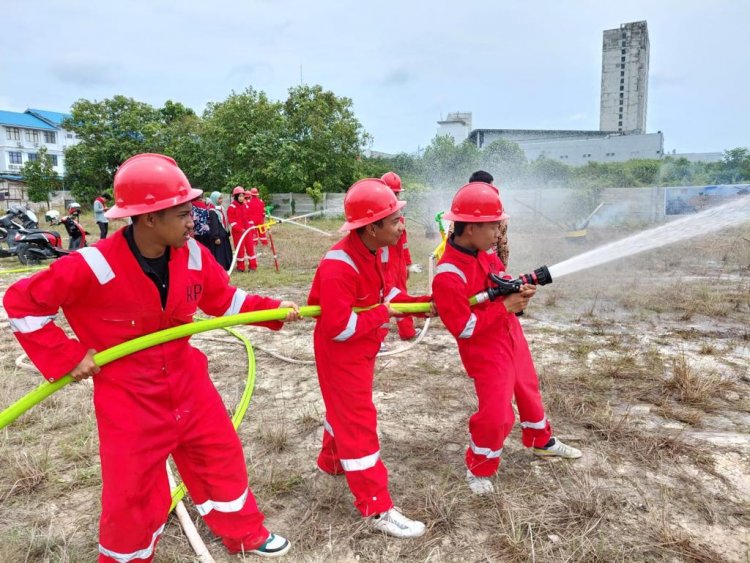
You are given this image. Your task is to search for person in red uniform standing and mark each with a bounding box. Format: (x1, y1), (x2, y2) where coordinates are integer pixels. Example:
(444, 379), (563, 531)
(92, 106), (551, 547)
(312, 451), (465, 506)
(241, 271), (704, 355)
(247, 188), (269, 247)
(3, 154), (300, 560)
(432, 182), (582, 495)
(379, 172), (421, 341)
(308, 178), (433, 538)
(227, 186), (257, 272)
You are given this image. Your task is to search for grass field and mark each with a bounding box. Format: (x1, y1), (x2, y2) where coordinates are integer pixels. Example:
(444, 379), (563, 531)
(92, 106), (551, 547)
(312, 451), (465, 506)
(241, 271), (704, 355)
(0, 213), (748, 562)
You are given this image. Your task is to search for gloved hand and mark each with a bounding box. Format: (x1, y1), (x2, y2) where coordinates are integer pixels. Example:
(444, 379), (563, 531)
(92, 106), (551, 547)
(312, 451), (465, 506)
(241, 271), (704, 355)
(407, 264), (422, 274)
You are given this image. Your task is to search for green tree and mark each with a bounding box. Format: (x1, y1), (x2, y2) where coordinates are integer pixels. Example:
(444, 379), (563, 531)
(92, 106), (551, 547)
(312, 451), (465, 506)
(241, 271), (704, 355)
(21, 146), (61, 208)
(202, 87), (286, 192)
(421, 135), (479, 189)
(529, 156), (571, 187)
(282, 84), (369, 192)
(479, 139), (527, 184)
(62, 95), (163, 203)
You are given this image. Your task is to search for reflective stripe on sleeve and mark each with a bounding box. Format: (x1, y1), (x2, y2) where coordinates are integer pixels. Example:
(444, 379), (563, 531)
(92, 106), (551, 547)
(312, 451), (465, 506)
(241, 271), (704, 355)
(98, 524), (165, 562)
(381, 246), (390, 263)
(195, 488), (249, 517)
(224, 288), (247, 316)
(340, 450), (380, 472)
(79, 247), (115, 285)
(323, 419), (334, 436)
(520, 416), (547, 430)
(8, 314), (56, 333)
(470, 440), (502, 459)
(333, 311), (357, 342)
(323, 250), (359, 273)
(459, 313), (476, 339)
(187, 238), (202, 270)
(384, 287), (400, 303)
(435, 263), (467, 283)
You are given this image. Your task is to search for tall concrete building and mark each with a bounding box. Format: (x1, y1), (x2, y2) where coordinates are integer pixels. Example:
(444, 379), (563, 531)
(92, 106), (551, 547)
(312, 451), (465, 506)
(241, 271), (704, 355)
(600, 21), (650, 134)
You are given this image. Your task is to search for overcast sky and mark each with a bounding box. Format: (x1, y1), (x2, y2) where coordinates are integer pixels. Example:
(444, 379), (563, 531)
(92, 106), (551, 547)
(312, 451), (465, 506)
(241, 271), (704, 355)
(2, 0), (747, 155)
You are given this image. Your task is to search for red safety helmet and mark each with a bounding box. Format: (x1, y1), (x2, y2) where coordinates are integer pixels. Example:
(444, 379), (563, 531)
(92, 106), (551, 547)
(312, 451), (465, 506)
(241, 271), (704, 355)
(340, 178), (406, 232)
(232, 186), (246, 197)
(249, 187), (259, 196)
(444, 182), (508, 222)
(381, 171), (402, 193)
(106, 154), (202, 219)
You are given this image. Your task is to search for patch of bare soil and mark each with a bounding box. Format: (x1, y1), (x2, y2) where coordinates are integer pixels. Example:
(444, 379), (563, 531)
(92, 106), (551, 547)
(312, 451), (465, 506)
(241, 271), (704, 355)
(0, 221), (748, 562)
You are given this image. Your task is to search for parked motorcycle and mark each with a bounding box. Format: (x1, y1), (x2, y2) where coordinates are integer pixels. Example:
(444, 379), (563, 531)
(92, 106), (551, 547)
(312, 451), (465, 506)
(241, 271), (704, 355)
(0, 206), (39, 258)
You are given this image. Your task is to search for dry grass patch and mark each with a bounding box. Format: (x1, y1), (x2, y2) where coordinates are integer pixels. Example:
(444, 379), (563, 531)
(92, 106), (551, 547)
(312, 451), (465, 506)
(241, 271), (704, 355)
(666, 353), (735, 407)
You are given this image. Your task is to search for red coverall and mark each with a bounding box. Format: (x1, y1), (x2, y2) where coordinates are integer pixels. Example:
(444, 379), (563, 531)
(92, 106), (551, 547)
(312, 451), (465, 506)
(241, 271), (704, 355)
(308, 231), (429, 516)
(247, 197), (268, 246)
(382, 217), (416, 340)
(4, 229), (283, 561)
(227, 201), (256, 271)
(432, 240), (552, 477)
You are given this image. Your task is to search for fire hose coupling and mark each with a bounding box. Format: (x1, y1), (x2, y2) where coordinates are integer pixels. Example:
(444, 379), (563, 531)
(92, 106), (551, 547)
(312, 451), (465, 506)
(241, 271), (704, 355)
(474, 266), (553, 303)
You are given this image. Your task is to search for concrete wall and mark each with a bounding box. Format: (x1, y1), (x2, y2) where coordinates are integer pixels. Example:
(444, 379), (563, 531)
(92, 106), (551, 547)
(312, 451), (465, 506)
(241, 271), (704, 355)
(471, 129), (664, 166)
(600, 21), (649, 133)
(270, 185), (688, 230)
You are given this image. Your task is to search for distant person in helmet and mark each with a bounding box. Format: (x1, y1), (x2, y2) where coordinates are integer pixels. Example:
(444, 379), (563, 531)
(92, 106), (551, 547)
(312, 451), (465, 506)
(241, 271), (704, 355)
(308, 178), (434, 539)
(3, 153), (300, 560)
(61, 202), (87, 249)
(227, 186), (257, 271)
(93, 193), (111, 239)
(380, 171), (420, 340)
(246, 187), (269, 246)
(433, 182), (581, 496)
(468, 170), (509, 266)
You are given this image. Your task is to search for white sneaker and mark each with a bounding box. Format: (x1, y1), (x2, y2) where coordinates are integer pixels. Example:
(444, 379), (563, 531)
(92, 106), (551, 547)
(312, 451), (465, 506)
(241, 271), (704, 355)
(370, 507), (426, 538)
(466, 469), (495, 495)
(233, 533), (291, 557)
(533, 437), (582, 459)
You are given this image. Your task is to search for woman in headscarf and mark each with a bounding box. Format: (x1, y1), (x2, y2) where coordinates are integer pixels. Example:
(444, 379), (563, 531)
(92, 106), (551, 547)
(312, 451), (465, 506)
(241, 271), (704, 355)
(207, 191), (233, 270)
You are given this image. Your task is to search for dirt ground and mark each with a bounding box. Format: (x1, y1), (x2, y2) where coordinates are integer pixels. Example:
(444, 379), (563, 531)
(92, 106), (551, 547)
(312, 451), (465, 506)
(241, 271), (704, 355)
(0, 215), (748, 562)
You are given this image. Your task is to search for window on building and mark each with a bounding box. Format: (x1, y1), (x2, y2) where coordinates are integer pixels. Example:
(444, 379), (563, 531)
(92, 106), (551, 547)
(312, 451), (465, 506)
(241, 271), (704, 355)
(620, 70), (625, 77)
(620, 78), (625, 84)
(28, 153), (38, 161)
(25, 129), (40, 143)
(618, 121), (623, 126)
(619, 114), (623, 119)
(66, 133), (74, 139)
(44, 131), (56, 144)
(620, 93), (624, 98)
(621, 56), (625, 62)
(621, 49), (626, 55)
(8, 151), (22, 164)
(620, 85), (624, 91)
(6, 127), (21, 141)
(47, 154), (59, 166)
(621, 63), (625, 69)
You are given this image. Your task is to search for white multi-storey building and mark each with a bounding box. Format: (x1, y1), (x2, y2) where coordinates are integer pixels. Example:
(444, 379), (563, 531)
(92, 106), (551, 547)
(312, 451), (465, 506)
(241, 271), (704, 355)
(0, 108), (77, 205)
(600, 21), (650, 134)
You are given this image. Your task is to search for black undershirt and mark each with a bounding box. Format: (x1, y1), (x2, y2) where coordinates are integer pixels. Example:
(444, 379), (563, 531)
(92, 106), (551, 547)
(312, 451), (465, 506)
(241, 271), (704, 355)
(124, 225), (170, 308)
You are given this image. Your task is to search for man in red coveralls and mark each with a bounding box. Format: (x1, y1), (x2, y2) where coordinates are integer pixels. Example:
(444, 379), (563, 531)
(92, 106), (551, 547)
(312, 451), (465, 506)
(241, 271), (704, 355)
(432, 182), (582, 495)
(380, 172), (420, 341)
(308, 178), (433, 538)
(3, 154), (300, 560)
(227, 186), (257, 272)
(246, 188), (269, 247)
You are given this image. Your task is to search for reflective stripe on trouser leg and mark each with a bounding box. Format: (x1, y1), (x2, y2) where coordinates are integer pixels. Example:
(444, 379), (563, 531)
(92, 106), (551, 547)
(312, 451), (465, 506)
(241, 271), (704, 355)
(244, 236), (257, 270)
(511, 322), (553, 447)
(314, 334), (393, 516)
(97, 410), (173, 562)
(465, 364), (517, 477)
(317, 418), (344, 474)
(172, 380), (268, 553)
(232, 231), (246, 270)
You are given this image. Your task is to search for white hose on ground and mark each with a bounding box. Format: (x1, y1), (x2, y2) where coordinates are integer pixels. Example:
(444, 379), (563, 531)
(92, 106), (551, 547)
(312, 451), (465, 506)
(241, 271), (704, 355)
(269, 215), (333, 237)
(167, 461), (216, 563)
